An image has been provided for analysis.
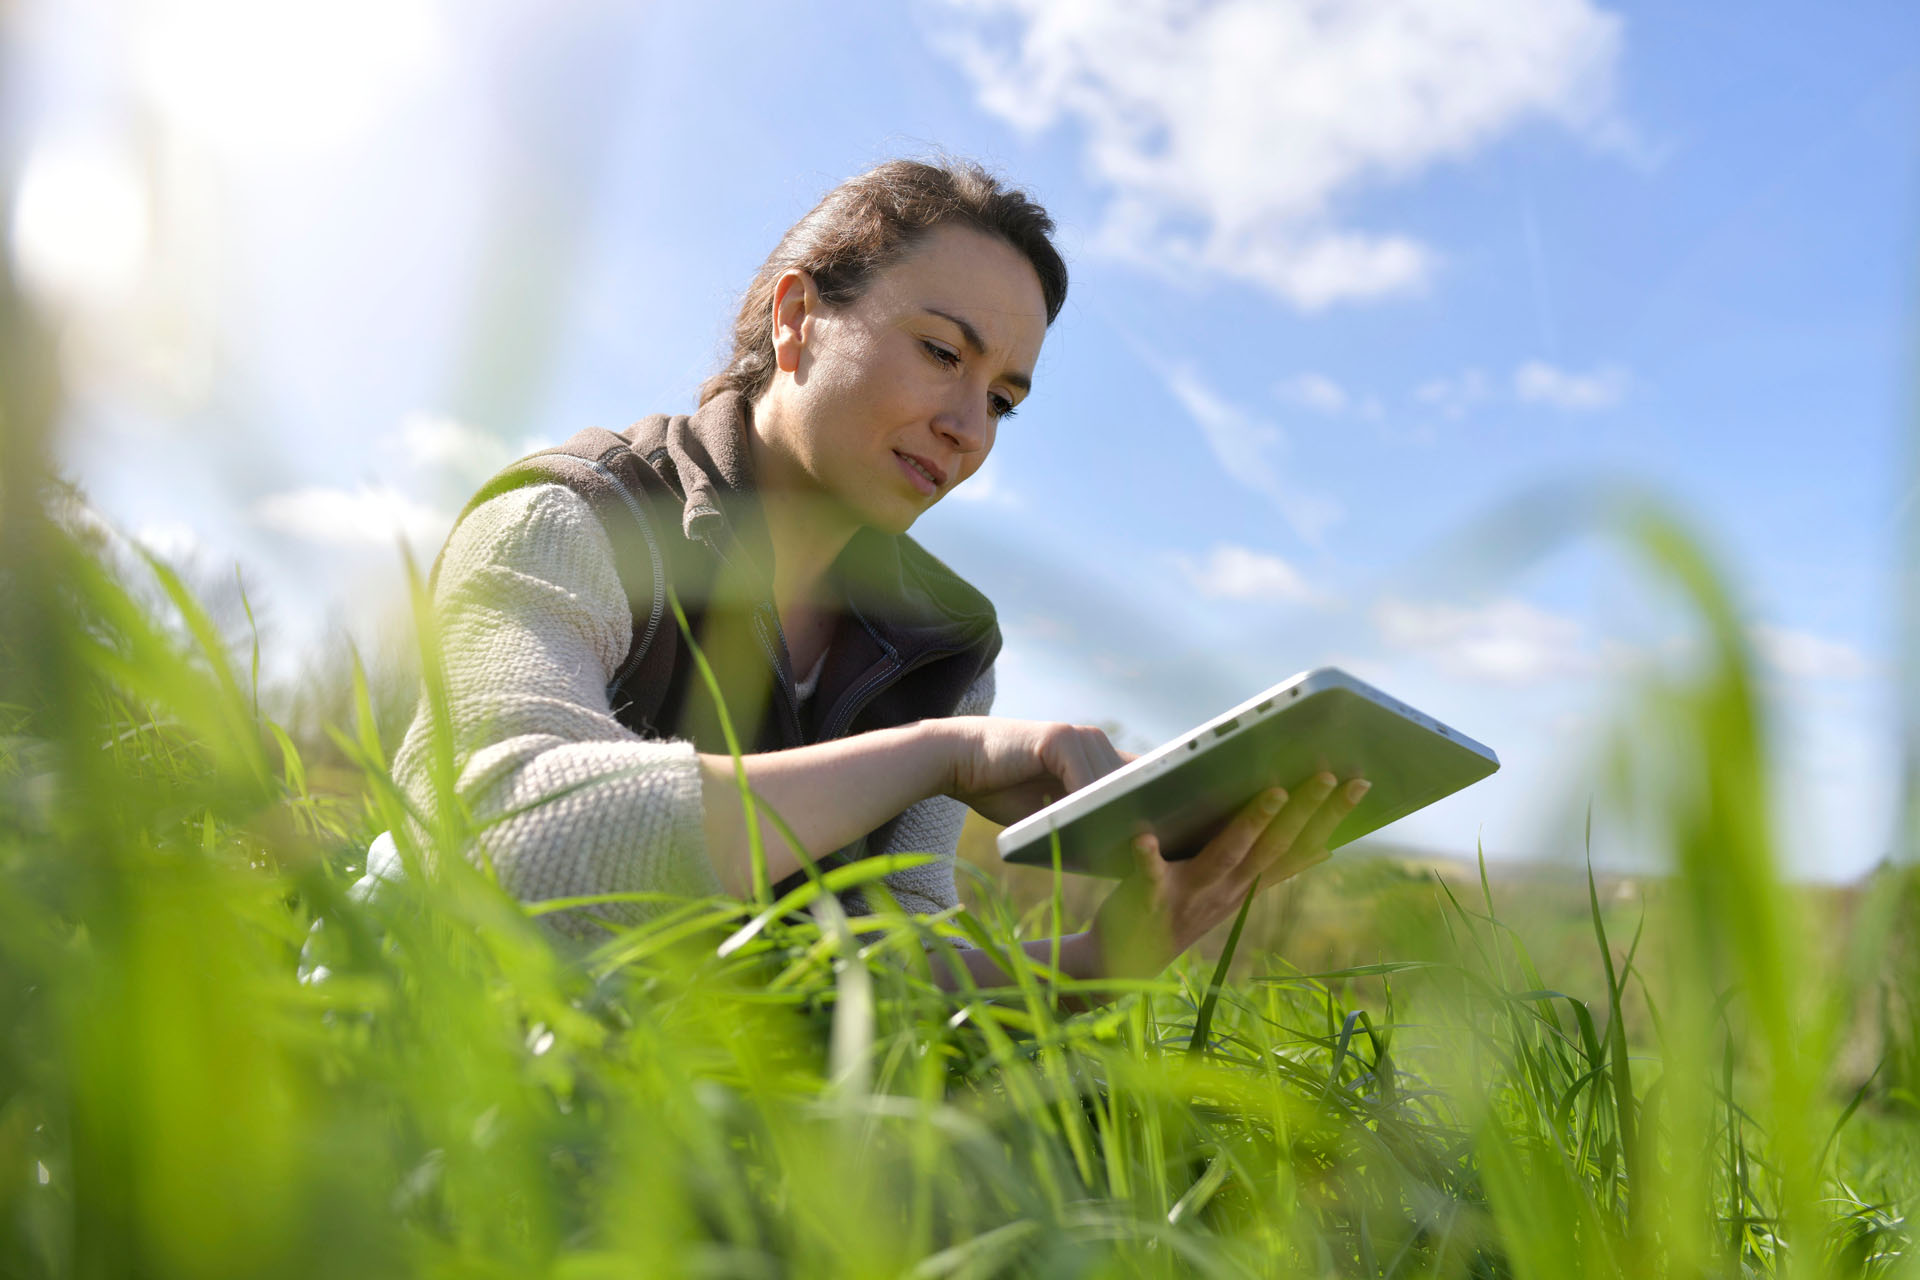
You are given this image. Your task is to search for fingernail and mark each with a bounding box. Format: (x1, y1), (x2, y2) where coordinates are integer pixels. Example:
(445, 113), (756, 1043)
(1348, 780), (1371, 801)
(1262, 788), (1285, 814)
(1318, 772), (1337, 789)
(1134, 834), (1157, 854)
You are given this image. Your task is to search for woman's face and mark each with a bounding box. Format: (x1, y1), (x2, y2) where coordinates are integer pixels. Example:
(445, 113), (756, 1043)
(756, 223), (1049, 537)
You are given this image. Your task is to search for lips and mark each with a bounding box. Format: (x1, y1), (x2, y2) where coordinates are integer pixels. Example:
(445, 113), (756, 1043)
(893, 449), (947, 494)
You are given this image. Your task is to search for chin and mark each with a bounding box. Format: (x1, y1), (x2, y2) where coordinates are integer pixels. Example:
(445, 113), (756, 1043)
(831, 472), (932, 536)
(865, 505), (922, 536)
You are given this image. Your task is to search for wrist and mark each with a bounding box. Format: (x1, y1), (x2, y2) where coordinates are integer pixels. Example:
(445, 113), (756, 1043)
(910, 717), (967, 801)
(1089, 883), (1176, 982)
(1056, 929), (1104, 982)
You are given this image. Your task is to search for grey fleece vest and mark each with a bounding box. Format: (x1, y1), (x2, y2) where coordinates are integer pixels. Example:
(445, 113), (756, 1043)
(445, 391), (1002, 890)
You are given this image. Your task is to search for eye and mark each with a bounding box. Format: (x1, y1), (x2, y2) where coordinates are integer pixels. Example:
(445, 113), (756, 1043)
(921, 338), (962, 368)
(923, 335), (1017, 419)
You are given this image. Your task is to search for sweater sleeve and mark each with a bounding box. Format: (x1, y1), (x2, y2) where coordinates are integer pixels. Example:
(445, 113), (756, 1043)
(390, 482), (720, 937)
(859, 664), (996, 917)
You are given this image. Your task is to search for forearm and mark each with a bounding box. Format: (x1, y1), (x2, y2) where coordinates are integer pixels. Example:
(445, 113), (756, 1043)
(699, 721), (956, 897)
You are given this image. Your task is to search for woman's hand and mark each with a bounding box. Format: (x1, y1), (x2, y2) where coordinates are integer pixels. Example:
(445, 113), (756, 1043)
(1088, 772), (1370, 981)
(934, 716), (1127, 827)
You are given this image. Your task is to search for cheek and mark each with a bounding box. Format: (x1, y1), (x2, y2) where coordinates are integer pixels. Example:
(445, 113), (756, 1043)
(957, 428), (997, 483)
(798, 320), (875, 408)
(790, 342), (874, 461)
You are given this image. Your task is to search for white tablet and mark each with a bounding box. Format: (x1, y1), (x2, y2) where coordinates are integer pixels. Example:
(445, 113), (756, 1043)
(996, 667), (1498, 877)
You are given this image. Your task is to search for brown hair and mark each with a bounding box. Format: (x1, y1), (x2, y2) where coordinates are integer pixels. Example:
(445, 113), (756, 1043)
(699, 158), (1068, 406)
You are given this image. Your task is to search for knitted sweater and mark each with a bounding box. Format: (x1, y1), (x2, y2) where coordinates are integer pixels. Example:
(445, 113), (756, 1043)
(389, 481), (994, 938)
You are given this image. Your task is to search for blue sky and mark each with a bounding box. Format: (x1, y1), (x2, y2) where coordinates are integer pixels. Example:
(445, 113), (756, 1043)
(6, 0), (1915, 877)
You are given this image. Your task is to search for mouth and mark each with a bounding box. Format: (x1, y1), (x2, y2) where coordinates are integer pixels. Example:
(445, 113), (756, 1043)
(893, 450), (947, 496)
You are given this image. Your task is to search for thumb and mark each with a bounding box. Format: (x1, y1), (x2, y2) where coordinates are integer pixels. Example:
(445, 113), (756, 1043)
(1130, 832), (1165, 884)
(1105, 832), (1173, 978)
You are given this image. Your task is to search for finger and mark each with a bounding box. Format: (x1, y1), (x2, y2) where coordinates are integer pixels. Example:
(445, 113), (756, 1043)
(1270, 846), (1333, 884)
(1200, 785), (1289, 879)
(1087, 727), (1126, 778)
(1034, 730), (1090, 795)
(1065, 725), (1125, 785)
(1130, 832), (1166, 885)
(1043, 726), (1113, 794)
(1105, 833), (1174, 974)
(1252, 772), (1340, 861)
(1062, 733), (1105, 793)
(1277, 777), (1370, 870)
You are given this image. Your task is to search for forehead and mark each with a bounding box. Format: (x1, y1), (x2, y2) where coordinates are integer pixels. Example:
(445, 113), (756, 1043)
(866, 224), (1049, 356)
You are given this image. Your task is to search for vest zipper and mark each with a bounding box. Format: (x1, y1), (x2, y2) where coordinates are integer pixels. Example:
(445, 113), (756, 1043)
(751, 607), (804, 743)
(820, 645), (963, 742)
(692, 526), (974, 747)
(696, 529), (805, 745)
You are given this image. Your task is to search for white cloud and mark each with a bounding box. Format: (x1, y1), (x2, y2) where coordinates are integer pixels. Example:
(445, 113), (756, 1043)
(1374, 595), (1598, 685)
(1409, 360), (1632, 418)
(1174, 543), (1321, 605)
(935, 0), (1626, 309)
(1513, 360), (1630, 410)
(1163, 364), (1344, 543)
(1413, 368), (1490, 420)
(391, 412), (516, 477)
(1275, 372), (1349, 415)
(1211, 229), (1432, 311)
(950, 457), (1020, 506)
(1750, 623), (1874, 681)
(1005, 613), (1076, 644)
(251, 484), (446, 547)
(133, 520), (204, 564)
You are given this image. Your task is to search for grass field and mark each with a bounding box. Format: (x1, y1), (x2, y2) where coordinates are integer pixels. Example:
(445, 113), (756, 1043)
(5, 276), (1920, 1277)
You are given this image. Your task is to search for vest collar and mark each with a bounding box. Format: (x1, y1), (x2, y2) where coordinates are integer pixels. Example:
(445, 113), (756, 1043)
(634, 391), (998, 656)
(638, 390), (771, 574)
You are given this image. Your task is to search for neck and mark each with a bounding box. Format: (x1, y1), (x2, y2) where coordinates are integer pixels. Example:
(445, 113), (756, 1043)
(746, 399), (859, 617)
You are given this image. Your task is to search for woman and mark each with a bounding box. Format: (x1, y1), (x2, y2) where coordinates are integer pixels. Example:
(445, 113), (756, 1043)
(392, 158), (1367, 994)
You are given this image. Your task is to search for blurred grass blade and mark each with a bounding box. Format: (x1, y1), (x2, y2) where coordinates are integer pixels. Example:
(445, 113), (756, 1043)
(1188, 876), (1258, 1057)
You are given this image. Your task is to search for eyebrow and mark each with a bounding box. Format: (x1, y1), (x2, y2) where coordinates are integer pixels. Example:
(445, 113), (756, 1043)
(925, 307), (1032, 394)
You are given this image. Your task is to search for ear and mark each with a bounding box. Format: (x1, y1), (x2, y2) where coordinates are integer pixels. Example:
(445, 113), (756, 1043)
(769, 268), (819, 375)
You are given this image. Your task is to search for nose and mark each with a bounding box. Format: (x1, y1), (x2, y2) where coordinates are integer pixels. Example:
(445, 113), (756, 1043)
(931, 393), (992, 455)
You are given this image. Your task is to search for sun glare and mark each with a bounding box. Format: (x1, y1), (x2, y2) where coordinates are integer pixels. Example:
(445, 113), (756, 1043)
(9, 136), (151, 313)
(133, 0), (445, 155)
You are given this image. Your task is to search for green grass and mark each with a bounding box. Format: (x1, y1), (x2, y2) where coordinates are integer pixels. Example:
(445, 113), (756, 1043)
(5, 278), (1920, 1277)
